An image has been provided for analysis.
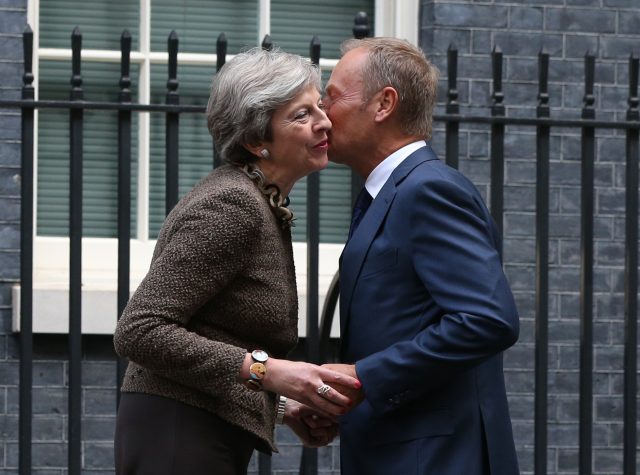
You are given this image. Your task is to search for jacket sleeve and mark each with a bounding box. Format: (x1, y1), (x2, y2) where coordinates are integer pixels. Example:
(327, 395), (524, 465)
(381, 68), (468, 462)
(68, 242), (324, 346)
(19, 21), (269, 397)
(113, 187), (260, 398)
(355, 174), (519, 414)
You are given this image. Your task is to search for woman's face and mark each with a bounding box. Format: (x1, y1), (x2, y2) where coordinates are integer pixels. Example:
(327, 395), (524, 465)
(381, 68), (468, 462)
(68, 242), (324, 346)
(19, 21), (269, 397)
(264, 85), (332, 181)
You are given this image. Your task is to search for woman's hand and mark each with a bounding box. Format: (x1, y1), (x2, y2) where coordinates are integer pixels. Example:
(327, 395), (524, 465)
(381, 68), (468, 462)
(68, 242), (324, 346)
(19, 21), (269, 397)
(240, 355), (361, 417)
(264, 358), (361, 416)
(283, 399), (339, 448)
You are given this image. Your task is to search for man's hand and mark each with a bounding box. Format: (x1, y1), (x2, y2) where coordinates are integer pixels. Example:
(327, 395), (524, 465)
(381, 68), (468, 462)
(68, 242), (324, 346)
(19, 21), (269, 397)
(321, 363), (365, 407)
(284, 399), (339, 448)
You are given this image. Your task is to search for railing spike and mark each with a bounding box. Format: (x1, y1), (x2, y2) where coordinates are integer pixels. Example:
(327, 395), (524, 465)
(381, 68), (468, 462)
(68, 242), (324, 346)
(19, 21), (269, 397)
(310, 35), (321, 66)
(261, 34), (273, 51)
(119, 30), (132, 101)
(216, 33), (227, 72)
(627, 54), (639, 121)
(492, 45), (504, 114)
(70, 27), (82, 99)
(22, 25), (34, 89)
(353, 11), (369, 39)
(166, 31), (179, 100)
(582, 52), (595, 119)
(446, 44), (458, 114)
(537, 50), (550, 117)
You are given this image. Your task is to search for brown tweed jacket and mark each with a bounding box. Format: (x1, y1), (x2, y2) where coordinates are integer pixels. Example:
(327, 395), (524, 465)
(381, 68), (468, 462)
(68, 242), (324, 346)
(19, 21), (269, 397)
(114, 164), (299, 452)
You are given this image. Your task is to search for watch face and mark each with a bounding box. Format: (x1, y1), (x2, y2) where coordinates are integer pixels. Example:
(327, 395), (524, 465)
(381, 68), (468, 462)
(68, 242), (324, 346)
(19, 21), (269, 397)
(252, 349), (269, 363)
(249, 362), (267, 380)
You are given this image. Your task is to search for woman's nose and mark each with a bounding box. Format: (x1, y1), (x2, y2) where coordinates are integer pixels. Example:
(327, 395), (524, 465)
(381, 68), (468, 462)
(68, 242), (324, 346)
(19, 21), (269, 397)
(315, 110), (332, 131)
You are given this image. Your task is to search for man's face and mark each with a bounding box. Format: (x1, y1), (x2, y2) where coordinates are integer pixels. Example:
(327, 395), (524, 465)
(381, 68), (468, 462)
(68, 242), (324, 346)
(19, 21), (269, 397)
(323, 47), (371, 166)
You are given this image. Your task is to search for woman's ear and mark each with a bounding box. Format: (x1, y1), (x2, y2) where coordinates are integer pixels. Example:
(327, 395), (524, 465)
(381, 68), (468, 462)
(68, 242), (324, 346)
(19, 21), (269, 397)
(373, 86), (399, 123)
(244, 143), (270, 160)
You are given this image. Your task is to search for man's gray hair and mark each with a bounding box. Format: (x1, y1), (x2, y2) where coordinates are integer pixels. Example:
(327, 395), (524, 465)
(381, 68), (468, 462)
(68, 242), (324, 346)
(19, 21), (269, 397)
(207, 47), (322, 165)
(341, 37), (439, 140)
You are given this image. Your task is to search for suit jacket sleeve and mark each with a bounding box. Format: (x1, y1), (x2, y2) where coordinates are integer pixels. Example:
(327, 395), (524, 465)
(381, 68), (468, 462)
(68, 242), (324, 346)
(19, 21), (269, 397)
(355, 173), (519, 415)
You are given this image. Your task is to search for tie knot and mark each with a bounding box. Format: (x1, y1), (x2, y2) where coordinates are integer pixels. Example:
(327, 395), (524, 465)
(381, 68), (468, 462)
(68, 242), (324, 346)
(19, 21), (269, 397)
(348, 188), (373, 240)
(354, 188), (372, 212)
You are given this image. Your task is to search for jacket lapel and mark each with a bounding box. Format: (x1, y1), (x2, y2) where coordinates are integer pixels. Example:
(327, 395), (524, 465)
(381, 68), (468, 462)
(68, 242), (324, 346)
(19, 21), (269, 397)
(339, 146), (438, 338)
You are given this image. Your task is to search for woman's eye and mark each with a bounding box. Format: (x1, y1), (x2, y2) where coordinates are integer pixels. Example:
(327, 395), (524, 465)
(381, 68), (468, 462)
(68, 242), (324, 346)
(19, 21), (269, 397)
(294, 110), (309, 120)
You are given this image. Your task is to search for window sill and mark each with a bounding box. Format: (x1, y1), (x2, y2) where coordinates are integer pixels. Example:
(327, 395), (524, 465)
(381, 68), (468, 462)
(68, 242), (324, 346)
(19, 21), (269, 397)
(12, 237), (342, 336)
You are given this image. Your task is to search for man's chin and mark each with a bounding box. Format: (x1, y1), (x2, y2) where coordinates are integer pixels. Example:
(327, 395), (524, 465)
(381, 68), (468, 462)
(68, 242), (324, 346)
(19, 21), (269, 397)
(327, 150), (343, 165)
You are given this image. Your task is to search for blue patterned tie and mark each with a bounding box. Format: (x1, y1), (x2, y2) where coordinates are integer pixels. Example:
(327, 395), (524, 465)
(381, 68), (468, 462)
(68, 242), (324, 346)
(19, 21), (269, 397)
(347, 188), (373, 240)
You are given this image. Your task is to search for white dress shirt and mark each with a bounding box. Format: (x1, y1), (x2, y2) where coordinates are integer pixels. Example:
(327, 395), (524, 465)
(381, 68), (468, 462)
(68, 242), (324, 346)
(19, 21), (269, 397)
(364, 140), (427, 199)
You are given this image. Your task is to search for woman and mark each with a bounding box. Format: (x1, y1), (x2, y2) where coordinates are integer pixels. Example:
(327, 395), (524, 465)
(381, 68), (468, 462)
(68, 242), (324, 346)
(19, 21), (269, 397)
(113, 47), (360, 474)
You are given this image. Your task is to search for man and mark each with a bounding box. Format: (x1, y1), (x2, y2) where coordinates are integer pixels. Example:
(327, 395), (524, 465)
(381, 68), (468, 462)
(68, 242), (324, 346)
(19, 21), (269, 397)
(321, 37), (520, 474)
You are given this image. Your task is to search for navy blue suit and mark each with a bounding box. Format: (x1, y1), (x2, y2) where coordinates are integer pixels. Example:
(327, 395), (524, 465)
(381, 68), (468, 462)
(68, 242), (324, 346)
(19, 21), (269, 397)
(339, 145), (520, 475)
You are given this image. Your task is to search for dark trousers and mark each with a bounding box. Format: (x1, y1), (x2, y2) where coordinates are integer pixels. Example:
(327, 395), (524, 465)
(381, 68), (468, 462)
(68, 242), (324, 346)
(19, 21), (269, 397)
(115, 393), (256, 475)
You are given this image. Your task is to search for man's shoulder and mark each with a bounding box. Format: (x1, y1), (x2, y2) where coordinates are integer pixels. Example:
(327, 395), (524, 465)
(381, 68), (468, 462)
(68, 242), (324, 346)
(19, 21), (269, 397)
(397, 157), (486, 205)
(407, 156), (469, 187)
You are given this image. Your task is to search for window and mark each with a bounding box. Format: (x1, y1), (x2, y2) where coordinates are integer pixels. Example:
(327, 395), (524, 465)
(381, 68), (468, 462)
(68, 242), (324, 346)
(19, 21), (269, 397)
(20, 0), (419, 334)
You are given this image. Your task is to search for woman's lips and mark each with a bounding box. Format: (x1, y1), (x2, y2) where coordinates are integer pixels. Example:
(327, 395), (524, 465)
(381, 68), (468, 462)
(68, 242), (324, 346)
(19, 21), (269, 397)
(313, 139), (329, 150)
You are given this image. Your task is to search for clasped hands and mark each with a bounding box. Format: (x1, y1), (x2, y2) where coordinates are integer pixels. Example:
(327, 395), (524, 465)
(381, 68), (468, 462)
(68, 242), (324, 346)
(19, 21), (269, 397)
(280, 363), (365, 448)
(254, 359), (365, 447)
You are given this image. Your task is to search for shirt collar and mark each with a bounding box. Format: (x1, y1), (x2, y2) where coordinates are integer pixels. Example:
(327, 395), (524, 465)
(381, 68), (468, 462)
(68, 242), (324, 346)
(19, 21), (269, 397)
(365, 140), (427, 198)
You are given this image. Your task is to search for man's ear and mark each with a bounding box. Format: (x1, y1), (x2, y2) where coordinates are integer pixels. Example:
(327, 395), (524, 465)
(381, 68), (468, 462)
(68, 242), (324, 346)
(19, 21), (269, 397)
(373, 86), (399, 123)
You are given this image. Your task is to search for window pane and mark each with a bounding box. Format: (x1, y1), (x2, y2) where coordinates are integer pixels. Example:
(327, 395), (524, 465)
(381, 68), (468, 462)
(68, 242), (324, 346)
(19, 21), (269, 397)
(271, 0), (374, 58)
(40, 0), (139, 50)
(37, 60), (139, 238)
(151, 0), (258, 54)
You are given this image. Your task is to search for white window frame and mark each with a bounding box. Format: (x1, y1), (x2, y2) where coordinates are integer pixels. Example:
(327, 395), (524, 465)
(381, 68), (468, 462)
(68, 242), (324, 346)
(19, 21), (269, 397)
(15, 0), (419, 335)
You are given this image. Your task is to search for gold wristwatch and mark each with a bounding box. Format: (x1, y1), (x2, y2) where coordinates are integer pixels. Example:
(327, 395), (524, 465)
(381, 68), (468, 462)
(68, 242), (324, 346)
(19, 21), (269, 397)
(244, 349), (269, 391)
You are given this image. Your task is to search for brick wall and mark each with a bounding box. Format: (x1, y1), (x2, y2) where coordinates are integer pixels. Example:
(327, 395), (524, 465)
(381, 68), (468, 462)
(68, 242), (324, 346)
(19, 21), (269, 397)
(423, 1), (639, 474)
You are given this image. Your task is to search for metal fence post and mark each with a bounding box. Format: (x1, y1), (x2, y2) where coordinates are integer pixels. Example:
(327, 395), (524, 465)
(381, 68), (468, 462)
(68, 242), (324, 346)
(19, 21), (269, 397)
(165, 31), (179, 215)
(68, 25), (84, 475)
(534, 48), (550, 475)
(623, 53), (639, 475)
(490, 46), (505, 255)
(445, 44), (459, 170)
(579, 51), (596, 475)
(19, 24), (34, 475)
(212, 33), (227, 168)
(117, 30), (133, 402)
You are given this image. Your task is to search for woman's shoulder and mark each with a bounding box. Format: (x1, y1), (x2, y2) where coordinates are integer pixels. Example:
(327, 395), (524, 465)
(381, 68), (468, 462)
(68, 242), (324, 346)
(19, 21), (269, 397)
(184, 164), (264, 208)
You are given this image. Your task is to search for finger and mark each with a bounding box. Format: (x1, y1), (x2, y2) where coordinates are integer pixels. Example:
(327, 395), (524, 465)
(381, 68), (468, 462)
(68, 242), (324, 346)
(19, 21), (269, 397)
(315, 384), (352, 409)
(303, 414), (334, 428)
(302, 415), (320, 429)
(297, 403), (339, 422)
(318, 369), (361, 389)
(306, 394), (347, 417)
(296, 397), (340, 418)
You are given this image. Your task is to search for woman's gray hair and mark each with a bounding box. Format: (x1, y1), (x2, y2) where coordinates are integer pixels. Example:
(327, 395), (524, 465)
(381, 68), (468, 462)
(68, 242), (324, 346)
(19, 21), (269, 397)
(207, 47), (322, 165)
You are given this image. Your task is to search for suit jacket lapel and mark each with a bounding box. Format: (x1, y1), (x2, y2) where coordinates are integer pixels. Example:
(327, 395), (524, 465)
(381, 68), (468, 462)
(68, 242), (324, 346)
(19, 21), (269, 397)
(339, 183), (396, 335)
(339, 146), (438, 338)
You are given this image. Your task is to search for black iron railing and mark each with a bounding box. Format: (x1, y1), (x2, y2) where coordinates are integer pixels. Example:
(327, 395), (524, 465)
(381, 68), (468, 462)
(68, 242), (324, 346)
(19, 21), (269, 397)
(1, 12), (638, 475)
